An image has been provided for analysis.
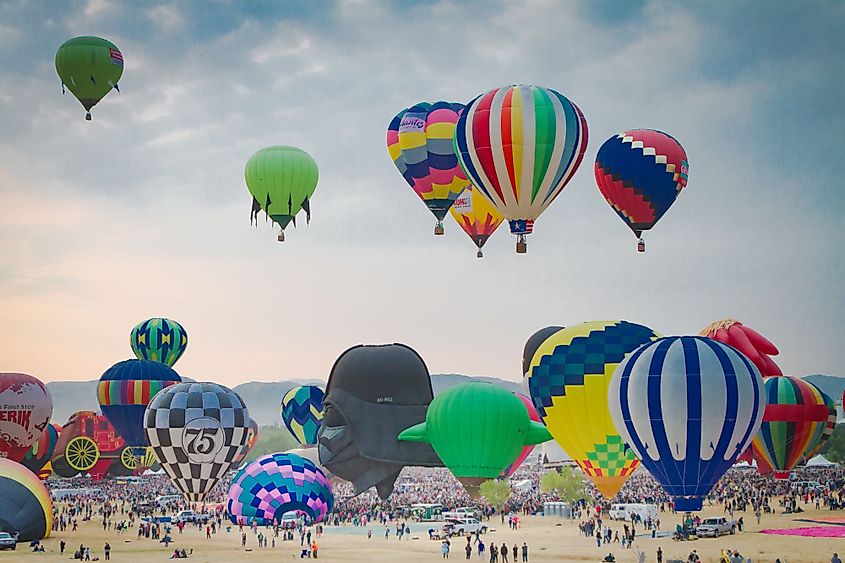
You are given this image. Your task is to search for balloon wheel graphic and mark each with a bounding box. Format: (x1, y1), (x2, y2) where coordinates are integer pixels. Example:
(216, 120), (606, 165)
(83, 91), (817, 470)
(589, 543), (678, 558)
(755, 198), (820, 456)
(66, 436), (99, 472)
(181, 417), (224, 463)
(120, 447), (138, 470)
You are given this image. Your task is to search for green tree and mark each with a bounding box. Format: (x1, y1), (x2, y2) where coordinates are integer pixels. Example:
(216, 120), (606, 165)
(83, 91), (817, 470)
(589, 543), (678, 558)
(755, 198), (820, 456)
(243, 425), (301, 464)
(479, 479), (511, 511)
(540, 466), (588, 504)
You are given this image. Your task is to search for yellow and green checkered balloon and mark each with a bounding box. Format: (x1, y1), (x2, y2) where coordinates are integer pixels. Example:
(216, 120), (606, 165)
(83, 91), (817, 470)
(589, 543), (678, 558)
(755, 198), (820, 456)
(527, 321), (659, 498)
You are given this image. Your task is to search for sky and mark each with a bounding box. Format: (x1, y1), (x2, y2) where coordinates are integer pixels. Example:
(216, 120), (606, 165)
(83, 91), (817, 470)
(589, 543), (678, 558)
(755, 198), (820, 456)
(0, 0), (843, 386)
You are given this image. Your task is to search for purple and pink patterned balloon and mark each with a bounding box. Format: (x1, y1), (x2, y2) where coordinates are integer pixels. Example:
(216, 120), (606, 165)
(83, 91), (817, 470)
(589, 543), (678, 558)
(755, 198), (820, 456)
(226, 452), (333, 525)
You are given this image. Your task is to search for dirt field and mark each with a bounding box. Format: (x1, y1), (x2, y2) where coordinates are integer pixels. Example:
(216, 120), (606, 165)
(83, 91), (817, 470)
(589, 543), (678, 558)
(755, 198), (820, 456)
(3, 501), (843, 563)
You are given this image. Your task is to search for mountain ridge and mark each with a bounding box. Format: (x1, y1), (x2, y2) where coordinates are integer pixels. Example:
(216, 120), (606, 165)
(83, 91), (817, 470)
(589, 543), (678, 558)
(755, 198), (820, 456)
(45, 373), (524, 426)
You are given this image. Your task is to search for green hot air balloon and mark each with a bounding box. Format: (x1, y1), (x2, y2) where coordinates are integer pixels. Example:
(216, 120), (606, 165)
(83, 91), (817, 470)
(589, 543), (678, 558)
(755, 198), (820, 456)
(55, 36), (124, 121)
(245, 146), (318, 242)
(398, 382), (550, 495)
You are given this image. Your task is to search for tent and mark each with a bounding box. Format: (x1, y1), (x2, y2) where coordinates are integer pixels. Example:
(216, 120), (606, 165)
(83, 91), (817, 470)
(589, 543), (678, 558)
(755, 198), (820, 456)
(805, 454), (839, 468)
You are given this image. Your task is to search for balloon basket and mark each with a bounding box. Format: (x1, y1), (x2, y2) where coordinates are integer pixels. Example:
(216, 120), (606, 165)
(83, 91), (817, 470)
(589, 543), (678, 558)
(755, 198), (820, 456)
(637, 238), (645, 253)
(277, 232), (285, 242)
(434, 223), (444, 236)
(516, 235), (527, 254)
(476, 250), (483, 259)
(85, 112), (92, 121)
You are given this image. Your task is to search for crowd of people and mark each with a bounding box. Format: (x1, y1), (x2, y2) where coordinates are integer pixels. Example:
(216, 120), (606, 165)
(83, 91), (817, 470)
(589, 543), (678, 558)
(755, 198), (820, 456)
(41, 459), (845, 561)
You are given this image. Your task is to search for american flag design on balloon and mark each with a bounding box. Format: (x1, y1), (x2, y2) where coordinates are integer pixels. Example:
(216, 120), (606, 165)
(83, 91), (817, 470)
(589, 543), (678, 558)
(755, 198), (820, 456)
(227, 452), (333, 525)
(594, 129), (689, 241)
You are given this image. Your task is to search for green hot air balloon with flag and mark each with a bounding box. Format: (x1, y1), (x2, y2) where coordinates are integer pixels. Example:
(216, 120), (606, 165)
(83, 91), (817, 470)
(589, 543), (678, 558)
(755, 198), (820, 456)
(245, 146), (318, 242)
(398, 382), (550, 496)
(55, 36), (124, 121)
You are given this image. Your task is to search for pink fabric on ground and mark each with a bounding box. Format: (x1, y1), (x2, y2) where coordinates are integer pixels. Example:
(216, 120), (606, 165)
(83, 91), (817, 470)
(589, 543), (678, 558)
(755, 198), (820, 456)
(759, 527), (845, 538)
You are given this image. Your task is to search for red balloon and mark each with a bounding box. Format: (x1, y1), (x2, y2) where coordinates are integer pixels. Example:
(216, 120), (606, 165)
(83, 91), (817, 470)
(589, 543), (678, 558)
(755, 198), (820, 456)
(0, 373), (53, 462)
(500, 394), (541, 478)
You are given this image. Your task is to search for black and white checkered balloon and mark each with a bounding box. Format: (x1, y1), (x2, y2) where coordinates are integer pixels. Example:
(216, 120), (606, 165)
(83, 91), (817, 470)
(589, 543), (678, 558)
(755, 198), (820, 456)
(144, 382), (250, 502)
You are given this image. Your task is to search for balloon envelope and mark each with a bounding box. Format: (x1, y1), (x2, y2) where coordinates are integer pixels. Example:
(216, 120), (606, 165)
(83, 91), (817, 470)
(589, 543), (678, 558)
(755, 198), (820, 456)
(0, 373), (53, 462)
(233, 418), (260, 466)
(454, 84), (588, 250)
(751, 376), (828, 478)
(20, 422), (59, 475)
(399, 382), (550, 493)
(387, 101), (469, 231)
(526, 321), (658, 498)
(594, 129), (688, 244)
(500, 393), (541, 477)
(280, 386), (325, 445)
(130, 318), (188, 367)
(98, 359), (182, 448)
(145, 382), (250, 502)
(0, 458), (52, 541)
(317, 344), (442, 499)
(609, 336), (765, 511)
(227, 452), (333, 525)
(245, 146), (318, 235)
(700, 319), (782, 377)
(448, 185), (503, 254)
(55, 36), (123, 118)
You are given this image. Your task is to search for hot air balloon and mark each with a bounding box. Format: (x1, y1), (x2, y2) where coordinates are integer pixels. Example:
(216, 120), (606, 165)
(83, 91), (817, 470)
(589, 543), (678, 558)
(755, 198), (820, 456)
(98, 359), (181, 452)
(399, 382), (550, 496)
(594, 129), (689, 252)
(804, 390), (837, 460)
(144, 382), (250, 502)
(0, 373), (53, 462)
(0, 459), (52, 542)
(700, 319), (782, 377)
(387, 101), (469, 235)
(20, 423), (59, 476)
(522, 326), (563, 378)
(285, 446), (336, 482)
(454, 84), (588, 253)
(526, 321), (659, 498)
(227, 452), (333, 525)
(608, 336), (765, 511)
(245, 146), (318, 242)
(55, 36), (123, 120)
(232, 418), (260, 467)
(448, 185), (504, 257)
(317, 344), (443, 499)
(280, 386), (324, 445)
(130, 318), (188, 367)
(500, 393), (541, 478)
(750, 376), (828, 479)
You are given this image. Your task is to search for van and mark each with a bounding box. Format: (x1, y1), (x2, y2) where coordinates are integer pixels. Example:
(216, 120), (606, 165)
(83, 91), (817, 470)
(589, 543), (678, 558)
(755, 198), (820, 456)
(608, 503), (658, 522)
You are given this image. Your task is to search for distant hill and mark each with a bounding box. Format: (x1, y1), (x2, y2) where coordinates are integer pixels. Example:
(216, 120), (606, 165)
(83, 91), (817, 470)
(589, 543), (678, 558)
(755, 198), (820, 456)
(46, 373), (523, 426)
(803, 374), (845, 402)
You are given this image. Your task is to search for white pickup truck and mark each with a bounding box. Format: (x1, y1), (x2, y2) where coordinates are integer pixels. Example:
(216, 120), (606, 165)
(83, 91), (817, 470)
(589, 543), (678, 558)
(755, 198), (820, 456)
(696, 517), (736, 538)
(443, 517), (488, 537)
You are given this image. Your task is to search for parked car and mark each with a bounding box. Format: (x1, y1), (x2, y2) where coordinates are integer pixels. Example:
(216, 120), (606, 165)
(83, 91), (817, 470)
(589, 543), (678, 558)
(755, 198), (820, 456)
(443, 507), (479, 520)
(0, 532), (17, 550)
(696, 517), (736, 538)
(174, 510), (211, 524)
(443, 517), (488, 536)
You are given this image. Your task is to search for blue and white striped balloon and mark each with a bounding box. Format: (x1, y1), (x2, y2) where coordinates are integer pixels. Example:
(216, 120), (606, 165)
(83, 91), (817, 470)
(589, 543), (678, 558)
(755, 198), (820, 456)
(608, 336), (765, 511)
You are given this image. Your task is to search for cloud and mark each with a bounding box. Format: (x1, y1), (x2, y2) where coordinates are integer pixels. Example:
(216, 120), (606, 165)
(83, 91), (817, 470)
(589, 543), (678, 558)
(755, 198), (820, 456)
(0, 0), (843, 384)
(147, 4), (182, 30)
